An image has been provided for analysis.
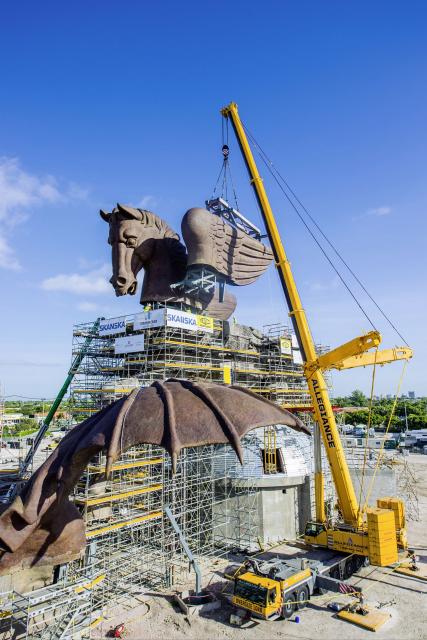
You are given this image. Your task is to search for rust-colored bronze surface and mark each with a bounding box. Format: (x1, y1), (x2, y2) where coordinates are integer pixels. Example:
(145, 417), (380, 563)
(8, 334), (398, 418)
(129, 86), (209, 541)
(0, 381), (308, 573)
(182, 207), (273, 285)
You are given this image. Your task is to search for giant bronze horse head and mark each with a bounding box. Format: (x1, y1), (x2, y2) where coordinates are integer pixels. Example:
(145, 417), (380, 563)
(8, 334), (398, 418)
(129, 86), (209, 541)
(100, 203), (187, 301)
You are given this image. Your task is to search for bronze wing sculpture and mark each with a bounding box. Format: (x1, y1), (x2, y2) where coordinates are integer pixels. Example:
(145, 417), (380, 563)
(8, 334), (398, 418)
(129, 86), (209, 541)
(182, 207), (273, 286)
(0, 380), (308, 574)
(100, 204), (273, 320)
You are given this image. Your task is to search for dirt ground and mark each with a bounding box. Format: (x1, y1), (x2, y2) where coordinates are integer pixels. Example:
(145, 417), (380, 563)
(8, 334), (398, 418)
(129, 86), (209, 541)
(93, 454), (427, 640)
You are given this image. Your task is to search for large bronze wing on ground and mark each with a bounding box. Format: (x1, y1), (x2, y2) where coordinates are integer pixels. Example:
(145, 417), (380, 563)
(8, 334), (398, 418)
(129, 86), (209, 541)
(182, 208), (274, 285)
(0, 381), (308, 573)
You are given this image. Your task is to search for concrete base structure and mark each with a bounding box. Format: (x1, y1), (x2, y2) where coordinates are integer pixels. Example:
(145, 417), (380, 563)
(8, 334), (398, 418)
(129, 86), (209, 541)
(214, 474), (312, 549)
(255, 475), (311, 543)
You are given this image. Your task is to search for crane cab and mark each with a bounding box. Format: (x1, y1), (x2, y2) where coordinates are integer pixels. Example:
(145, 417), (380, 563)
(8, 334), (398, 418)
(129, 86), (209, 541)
(232, 572), (282, 619)
(231, 563), (313, 620)
(304, 521), (328, 546)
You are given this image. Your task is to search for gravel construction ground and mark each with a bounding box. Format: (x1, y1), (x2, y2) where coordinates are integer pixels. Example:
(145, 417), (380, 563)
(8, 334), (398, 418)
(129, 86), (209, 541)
(93, 454), (427, 640)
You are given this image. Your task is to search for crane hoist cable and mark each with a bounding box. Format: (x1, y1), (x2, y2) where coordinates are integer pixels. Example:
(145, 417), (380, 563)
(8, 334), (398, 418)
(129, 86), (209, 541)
(225, 151), (240, 212)
(211, 120), (240, 212)
(242, 128), (377, 332)
(241, 122), (409, 347)
(361, 359), (408, 514)
(357, 348), (379, 517)
(211, 117), (230, 198)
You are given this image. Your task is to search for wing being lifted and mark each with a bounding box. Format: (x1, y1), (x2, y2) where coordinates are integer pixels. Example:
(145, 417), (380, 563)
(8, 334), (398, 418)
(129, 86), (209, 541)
(182, 207), (274, 285)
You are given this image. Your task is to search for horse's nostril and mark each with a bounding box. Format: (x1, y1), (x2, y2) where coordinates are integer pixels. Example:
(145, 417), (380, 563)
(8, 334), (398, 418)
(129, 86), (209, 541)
(116, 277), (127, 287)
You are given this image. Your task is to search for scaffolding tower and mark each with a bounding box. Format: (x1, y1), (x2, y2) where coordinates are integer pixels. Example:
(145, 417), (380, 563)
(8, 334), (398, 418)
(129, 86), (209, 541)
(1, 304), (322, 639)
(70, 305), (311, 418)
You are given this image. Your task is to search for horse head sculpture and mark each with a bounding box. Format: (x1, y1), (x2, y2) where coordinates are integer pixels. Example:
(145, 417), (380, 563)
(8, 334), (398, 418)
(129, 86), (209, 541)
(101, 203), (274, 319)
(100, 204), (187, 301)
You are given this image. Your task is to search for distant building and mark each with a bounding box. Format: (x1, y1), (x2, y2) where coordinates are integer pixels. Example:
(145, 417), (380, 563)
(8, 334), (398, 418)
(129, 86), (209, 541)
(1, 413), (24, 428)
(408, 391), (415, 399)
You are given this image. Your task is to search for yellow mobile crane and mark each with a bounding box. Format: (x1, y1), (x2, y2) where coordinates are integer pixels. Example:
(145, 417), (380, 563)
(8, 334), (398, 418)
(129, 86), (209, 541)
(220, 102), (413, 620)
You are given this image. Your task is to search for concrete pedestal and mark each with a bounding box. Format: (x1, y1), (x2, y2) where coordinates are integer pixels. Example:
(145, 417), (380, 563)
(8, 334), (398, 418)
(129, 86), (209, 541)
(214, 474), (312, 549)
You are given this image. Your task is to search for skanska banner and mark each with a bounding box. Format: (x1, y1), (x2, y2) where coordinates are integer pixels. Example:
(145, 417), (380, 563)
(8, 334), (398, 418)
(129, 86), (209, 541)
(99, 316), (127, 336)
(166, 308), (214, 333)
(134, 308), (165, 330)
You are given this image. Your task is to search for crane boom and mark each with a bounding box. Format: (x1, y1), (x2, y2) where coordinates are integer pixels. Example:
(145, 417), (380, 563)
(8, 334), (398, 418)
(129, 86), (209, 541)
(221, 102), (362, 526)
(333, 346), (413, 370)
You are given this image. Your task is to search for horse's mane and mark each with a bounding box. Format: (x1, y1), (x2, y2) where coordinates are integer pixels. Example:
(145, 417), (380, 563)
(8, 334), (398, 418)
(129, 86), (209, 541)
(138, 209), (179, 240)
(138, 209), (187, 276)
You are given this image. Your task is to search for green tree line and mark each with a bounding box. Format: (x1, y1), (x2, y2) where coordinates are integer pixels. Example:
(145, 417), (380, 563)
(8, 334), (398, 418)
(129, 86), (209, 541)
(3, 399), (71, 438)
(332, 390), (427, 431)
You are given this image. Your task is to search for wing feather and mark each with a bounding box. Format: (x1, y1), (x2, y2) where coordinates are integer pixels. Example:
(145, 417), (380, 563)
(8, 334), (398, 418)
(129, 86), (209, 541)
(182, 208), (274, 286)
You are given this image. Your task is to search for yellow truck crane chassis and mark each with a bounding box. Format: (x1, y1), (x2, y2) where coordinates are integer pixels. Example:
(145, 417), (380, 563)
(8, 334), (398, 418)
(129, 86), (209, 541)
(227, 555), (363, 621)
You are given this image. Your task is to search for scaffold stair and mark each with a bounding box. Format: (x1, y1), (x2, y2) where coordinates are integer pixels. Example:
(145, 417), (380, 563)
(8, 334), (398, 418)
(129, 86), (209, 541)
(37, 599), (92, 640)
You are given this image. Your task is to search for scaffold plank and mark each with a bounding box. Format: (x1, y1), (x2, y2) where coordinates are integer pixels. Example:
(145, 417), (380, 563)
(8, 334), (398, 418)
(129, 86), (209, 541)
(75, 483), (163, 506)
(87, 457), (163, 472)
(249, 387), (310, 394)
(74, 574), (106, 593)
(148, 361), (303, 376)
(152, 337), (259, 356)
(73, 388), (136, 393)
(86, 510), (163, 538)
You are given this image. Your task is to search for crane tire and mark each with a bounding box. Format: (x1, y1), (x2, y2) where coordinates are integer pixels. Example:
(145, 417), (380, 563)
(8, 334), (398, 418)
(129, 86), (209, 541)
(344, 557), (357, 578)
(280, 592), (296, 619)
(296, 585), (309, 610)
(330, 565), (340, 580)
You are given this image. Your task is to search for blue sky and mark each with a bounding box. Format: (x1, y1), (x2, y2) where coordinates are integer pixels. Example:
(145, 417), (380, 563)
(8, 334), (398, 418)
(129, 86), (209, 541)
(0, 1), (425, 398)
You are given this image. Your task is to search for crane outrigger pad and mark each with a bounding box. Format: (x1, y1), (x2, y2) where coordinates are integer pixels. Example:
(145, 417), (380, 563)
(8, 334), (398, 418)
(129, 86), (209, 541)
(393, 564), (427, 581)
(337, 607), (391, 631)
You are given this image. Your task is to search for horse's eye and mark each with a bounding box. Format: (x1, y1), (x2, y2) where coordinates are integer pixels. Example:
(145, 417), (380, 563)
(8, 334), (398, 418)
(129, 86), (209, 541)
(126, 237), (137, 247)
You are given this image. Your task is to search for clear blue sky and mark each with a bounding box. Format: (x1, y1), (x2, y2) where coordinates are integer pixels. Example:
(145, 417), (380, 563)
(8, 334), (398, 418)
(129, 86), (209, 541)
(0, 1), (425, 398)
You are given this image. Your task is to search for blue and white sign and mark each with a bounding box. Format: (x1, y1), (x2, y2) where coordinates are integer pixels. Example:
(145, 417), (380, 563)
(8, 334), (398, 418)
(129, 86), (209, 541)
(134, 308), (165, 330)
(166, 308), (213, 333)
(114, 334), (145, 354)
(99, 316), (127, 336)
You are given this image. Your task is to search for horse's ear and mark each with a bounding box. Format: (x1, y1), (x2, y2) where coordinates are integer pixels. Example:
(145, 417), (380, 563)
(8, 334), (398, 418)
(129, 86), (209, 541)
(100, 209), (111, 222)
(117, 203), (143, 220)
